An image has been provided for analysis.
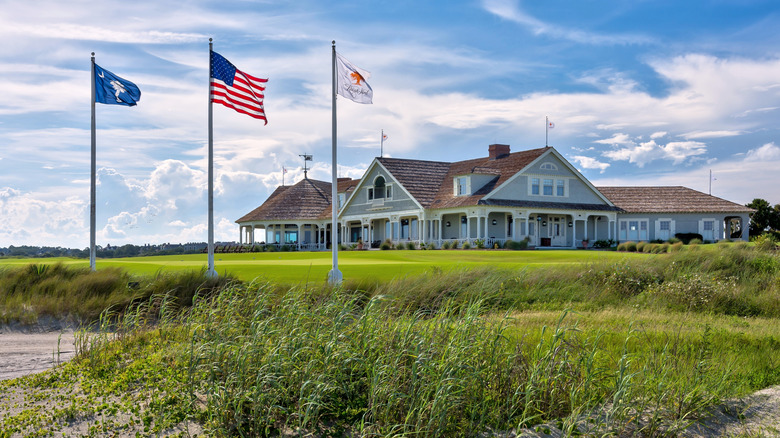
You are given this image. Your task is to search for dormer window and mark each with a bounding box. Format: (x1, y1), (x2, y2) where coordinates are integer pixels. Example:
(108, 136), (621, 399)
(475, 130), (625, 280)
(540, 162), (558, 171)
(455, 176), (469, 196)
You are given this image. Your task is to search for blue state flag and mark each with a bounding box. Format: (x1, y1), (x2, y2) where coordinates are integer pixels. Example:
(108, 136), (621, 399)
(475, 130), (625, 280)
(94, 64), (141, 106)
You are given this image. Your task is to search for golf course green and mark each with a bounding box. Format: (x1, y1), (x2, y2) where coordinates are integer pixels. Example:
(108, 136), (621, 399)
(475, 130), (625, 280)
(0, 249), (642, 283)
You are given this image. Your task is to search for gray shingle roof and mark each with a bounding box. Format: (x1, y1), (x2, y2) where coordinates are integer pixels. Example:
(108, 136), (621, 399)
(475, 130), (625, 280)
(596, 186), (753, 213)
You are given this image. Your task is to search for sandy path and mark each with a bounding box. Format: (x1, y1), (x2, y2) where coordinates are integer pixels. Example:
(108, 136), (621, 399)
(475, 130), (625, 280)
(0, 329), (76, 381)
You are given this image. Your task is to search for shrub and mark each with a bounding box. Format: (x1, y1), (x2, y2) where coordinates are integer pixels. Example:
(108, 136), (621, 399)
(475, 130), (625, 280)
(380, 242), (392, 250)
(451, 240), (459, 249)
(754, 234), (778, 252)
(406, 241), (417, 250)
(441, 241), (451, 250)
(669, 241), (684, 252)
(689, 238), (703, 246)
(636, 241), (648, 252)
(667, 237), (681, 244)
(676, 233), (703, 244)
(504, 239), (528, 250)
(426, 242), (438, 250)
(626, 241), (638, 252)
(592, 239), (615, 249)
(474, 239), (485, 249)
(395, 242), (406, 250)
(462, 242), (472, 250)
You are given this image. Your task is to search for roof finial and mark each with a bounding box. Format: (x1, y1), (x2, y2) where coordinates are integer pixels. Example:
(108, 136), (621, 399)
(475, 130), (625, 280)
(299, 154), (313, 178)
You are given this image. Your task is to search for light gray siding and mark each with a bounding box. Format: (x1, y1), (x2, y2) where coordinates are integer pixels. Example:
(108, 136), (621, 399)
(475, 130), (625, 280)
(489, 154), (608, 205)
(341, 165), (419, 216)
(616, 213), (750, 242)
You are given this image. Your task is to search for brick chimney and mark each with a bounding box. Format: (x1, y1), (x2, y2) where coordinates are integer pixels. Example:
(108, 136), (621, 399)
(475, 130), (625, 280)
(488, 144), (510, 160)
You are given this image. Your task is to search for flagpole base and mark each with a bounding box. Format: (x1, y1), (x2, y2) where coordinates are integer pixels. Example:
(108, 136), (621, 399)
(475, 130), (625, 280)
(206, 268), (218, 279)
(327, 268), (343, 285)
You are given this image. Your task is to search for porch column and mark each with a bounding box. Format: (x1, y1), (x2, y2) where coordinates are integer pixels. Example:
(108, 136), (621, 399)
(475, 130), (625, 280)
(438, 219), (443, 244)
(483, 215), (489, 240)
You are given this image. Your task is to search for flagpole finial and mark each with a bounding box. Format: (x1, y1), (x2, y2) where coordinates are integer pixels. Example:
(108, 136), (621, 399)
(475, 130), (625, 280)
(91, 52), (95, 57)
(209, 37), (213, 42)
(332, 40), (336, 46)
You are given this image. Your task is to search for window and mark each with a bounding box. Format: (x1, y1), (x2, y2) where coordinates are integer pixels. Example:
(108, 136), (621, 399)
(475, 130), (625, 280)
(659, 221), (670, 231)
(540, 162), (558, 171)
(543, 179), (553, 196)
(338, 193), (345, 208)
(556, 180), (565, 196)
(374, 176), (385, 199)
(703, 221), (713, 231)
(455, 176), (468, 196)
(386, 185), (392, 199)
(401, 219), (410, 239)
(367, 188), (374, 201)
(531, 178), (540, 195)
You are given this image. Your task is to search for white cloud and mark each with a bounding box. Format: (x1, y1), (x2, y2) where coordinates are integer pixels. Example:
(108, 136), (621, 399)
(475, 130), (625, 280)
(745, 143), (780, 162)
(480, 0), (652, 45)
(599, 137), (707, 167)
(571, 155), (610, 173)
(681, 130), (742, 140)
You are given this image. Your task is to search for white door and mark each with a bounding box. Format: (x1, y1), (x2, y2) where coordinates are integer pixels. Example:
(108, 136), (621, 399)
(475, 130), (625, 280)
(549, 216), (566, 246)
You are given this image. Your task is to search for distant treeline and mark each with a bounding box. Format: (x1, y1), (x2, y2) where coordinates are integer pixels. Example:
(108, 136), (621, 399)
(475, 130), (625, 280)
(0, 242), (213, 259)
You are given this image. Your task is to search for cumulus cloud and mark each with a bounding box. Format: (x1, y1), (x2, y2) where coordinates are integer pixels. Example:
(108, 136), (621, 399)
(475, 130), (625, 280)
(598, 136), (707, 167)
(571, 155), (610, 173)
(745, 143), (780, 162)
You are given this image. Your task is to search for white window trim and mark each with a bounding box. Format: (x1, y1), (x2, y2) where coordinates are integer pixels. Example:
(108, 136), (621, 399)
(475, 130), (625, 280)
(699, 217), (718, 241)
(527, 174), (569, 198)
(540, 162), (558, 171)
(454, 176), (470, 196)
(618, 219), (649, 241)
(654, 218), (675, 240)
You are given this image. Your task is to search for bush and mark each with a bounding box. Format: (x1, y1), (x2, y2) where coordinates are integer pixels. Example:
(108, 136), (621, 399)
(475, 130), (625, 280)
(426, 242), (437, 250)
(667, 237), (681, 244)
(441, 241), (451, 250)
(380, 242), (392, 250)
(689, 238), (703, 246)
(505, 239), (529, 250)
(636, 241), (648, 253)
(406, 241), (417, 250)
(754, 234), (778, 252)
(474, 239), (485, 249)
(395, 242), (406, 250)
(626, 241), (638, 252)
(462, 242), (472, 250)
(451, 240), (459, 249)
(591, 239), (615, 249)
(669, 241), (684, 252)
(676, 233), (703, 244)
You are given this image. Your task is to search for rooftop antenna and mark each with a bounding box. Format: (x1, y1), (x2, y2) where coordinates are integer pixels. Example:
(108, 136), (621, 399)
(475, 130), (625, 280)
(299, 154), (313, 178)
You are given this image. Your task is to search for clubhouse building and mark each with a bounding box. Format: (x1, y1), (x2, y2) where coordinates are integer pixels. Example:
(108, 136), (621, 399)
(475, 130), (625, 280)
(236, 145), (753, 249)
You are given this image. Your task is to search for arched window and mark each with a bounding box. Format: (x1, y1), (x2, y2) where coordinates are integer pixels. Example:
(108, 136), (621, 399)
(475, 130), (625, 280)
(374, 176), (386, 199)
(540, 162), (558, 171)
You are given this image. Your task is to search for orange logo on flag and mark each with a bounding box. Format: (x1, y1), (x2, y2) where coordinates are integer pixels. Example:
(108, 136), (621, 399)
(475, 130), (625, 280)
(350, 71), (366, 86)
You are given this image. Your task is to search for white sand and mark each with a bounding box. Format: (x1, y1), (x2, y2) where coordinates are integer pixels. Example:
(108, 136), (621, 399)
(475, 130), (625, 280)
(0, 329), (76, 381)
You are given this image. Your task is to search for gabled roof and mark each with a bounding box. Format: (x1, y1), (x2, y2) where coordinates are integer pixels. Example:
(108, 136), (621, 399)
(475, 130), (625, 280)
(376, 157), (451, 207)
(236, 178), (332, 222)
(597, 186), (753, 214)
(429, 146), (550, 209)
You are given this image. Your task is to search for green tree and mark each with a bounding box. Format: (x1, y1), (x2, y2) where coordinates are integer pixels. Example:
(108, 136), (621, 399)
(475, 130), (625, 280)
(747, 198), (774, 236)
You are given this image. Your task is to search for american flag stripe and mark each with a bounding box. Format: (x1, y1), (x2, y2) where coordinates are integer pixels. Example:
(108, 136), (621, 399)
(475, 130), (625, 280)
(210, 51), (268, 124)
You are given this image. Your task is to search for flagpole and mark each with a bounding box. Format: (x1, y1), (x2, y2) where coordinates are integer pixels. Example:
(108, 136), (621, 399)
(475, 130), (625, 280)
(90, 53), (97, 272)
(328, 40), (343, 285)
(207, 39), (217, 278)
(380, 129), (384, 158)
(545, 116), (549, 147)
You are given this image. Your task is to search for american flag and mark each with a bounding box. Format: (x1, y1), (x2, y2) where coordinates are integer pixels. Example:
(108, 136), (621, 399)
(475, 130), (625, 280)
(210, 51), (267, 124)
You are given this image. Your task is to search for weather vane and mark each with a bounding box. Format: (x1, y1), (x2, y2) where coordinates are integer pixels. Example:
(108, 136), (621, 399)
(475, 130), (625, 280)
(299, 154), (313, 177)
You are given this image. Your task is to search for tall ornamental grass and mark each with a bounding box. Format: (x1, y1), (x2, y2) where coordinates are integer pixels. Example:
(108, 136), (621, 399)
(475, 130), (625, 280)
(187, 282), (730, 437)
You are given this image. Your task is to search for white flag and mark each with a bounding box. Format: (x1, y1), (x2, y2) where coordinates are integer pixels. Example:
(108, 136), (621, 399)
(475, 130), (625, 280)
(336, 52), (373, 104)
(548, 120), (555, 129)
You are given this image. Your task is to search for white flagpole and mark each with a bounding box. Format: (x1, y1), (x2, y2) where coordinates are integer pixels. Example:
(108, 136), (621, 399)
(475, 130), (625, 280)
(90, 53), (97, 272)
(380, 129), (384, 157)
(328, 41), (343, 285)
(207, 39), (217, 278)
(545, 116), (549, 147)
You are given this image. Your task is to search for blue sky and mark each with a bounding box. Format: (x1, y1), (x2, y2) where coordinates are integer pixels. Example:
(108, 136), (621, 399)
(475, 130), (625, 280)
(1, 0), (779, 248)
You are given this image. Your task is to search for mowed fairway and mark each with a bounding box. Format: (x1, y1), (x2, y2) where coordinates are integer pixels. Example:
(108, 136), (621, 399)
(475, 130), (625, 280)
(0, 250), (643, 283)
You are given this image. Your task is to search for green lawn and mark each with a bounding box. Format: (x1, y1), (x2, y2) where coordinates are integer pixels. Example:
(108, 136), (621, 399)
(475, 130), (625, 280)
(0, 249), (643, 283)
